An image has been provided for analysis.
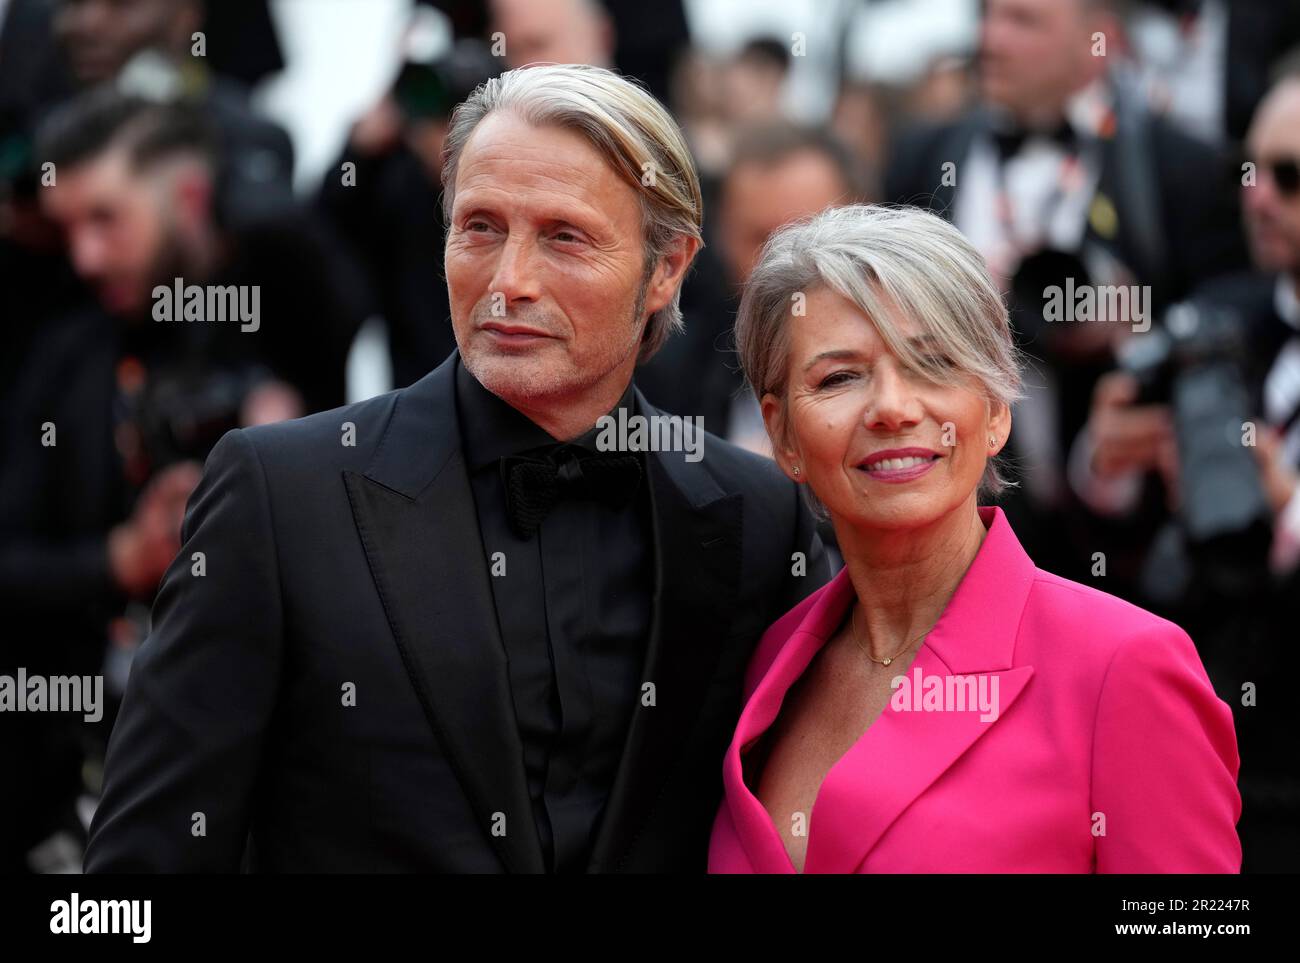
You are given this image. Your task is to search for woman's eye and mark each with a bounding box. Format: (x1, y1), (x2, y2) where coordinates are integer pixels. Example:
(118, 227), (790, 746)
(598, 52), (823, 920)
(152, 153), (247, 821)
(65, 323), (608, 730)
(817, 371), (855, 389)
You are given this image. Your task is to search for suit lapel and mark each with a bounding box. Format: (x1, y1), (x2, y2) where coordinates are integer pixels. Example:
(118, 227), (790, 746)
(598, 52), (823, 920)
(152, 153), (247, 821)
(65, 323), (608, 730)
(931, 113), (983, 217)
(588, 395), (743, 870)
(344, 354), (545, 873)
(723, 573), (853, 874)
(726, 506), (1038, 873)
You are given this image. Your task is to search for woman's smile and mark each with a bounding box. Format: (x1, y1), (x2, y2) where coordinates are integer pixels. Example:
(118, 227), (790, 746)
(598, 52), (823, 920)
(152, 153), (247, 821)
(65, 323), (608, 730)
(857, 448), (943, 483)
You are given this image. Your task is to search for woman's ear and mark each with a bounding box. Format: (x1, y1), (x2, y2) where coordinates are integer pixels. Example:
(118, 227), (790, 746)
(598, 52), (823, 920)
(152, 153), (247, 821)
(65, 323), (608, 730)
(760, 391), (801, 482)
(987, 398), (1011, 456)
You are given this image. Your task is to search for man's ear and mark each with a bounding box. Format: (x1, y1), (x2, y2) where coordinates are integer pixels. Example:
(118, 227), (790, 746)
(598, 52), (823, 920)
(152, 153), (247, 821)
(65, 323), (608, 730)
(170, 163), (213, 228)
(760, 391), (800, 482)
(643, 234), (701, 317)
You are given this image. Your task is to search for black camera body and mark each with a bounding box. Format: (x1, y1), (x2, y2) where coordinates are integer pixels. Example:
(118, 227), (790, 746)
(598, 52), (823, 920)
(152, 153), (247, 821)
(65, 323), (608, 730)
(133, 364), (269, 469)
(1117, 298), (1273, 599)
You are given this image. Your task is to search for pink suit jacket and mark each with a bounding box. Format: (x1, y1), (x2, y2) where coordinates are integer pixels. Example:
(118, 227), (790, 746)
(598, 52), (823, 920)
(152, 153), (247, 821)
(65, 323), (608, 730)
(709, 506), (1242, 873)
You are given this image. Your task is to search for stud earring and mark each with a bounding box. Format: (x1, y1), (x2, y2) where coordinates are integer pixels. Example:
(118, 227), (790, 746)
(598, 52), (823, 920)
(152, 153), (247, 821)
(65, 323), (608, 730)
(792, 466), (801, 476)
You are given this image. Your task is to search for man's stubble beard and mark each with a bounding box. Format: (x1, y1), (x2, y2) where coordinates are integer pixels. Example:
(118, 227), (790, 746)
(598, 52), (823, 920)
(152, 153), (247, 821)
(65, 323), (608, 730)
(119, 217), (192, 322)
(459, 269), (652, 408)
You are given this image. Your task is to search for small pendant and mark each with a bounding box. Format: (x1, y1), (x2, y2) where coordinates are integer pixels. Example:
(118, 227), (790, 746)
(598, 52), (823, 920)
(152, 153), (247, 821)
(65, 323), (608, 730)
(882, 657), (892, 666)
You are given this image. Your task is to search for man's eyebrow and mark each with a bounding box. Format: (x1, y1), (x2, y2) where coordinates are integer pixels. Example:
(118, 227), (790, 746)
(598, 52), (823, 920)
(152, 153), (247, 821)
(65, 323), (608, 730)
(451, 190), (607, 229)
(800, 335), (940, 372)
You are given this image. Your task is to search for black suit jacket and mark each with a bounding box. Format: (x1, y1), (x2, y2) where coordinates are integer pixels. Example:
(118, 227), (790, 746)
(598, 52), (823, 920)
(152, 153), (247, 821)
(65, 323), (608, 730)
(83, 352), (830, 872)
(884, 92), (1249, 314)
(1, 308), (130, 660)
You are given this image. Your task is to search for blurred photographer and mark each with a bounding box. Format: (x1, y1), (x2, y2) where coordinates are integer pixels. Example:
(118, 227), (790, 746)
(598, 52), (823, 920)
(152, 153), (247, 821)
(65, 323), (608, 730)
(1075, 62), (1300, 599)
(0, 89), (367, 869)
(1071, 61), (1300, 871)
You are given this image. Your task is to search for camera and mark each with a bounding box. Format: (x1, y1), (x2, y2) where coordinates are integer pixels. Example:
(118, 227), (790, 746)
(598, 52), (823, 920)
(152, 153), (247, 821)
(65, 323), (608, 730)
(1116, 298), (1273, 599)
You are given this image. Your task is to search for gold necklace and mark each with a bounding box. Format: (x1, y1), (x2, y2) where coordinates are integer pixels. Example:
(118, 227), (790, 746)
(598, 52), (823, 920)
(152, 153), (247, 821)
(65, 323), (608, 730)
(849, 602), (931, 667)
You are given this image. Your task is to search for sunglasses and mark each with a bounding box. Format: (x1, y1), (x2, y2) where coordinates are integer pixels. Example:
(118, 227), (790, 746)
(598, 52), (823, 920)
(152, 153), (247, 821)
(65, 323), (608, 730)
(1263, 157), (1300, 197)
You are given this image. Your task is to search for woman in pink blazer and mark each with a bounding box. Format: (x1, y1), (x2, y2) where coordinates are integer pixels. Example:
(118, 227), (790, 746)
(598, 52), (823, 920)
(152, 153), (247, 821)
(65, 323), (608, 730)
(711, 205), (1242, 873)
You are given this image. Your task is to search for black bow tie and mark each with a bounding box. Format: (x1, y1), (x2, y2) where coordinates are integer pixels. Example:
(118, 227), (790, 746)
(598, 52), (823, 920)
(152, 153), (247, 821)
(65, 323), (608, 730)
(992, 120), (1078, 161)
(501, 446), (643, 538)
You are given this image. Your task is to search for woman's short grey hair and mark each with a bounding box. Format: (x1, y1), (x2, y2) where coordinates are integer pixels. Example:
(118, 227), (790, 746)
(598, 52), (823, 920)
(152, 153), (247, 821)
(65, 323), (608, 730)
(734, 204), (1026, 508)
(441, 63), (703, 361)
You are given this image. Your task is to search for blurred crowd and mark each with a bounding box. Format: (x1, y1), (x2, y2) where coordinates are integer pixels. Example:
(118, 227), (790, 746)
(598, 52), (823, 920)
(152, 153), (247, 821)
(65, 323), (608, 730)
(3, 0), (1299, 873)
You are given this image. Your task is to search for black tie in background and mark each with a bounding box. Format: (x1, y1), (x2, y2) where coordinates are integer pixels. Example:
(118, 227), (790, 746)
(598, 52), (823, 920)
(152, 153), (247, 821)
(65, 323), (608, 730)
(992, 120), (1078, 162)
(502, 446), (643, 538)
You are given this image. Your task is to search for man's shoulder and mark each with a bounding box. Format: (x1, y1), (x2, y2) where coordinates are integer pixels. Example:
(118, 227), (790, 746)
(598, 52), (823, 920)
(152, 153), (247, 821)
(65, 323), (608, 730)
(1188, 270), (1277, 312)
(15, 307), (115, 396)
(695, 427), (779, 474)
(1144, 111), (1235, 186)
(672, 424), (791, 500)
(889, 114), (973, 161)
(227, 386), (406, 478)
(884, 112), (980, 202)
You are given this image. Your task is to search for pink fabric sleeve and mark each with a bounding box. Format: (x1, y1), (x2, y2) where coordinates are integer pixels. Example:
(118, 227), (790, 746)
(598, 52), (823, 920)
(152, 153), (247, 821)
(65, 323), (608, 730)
(1091, 623), (1243, 872)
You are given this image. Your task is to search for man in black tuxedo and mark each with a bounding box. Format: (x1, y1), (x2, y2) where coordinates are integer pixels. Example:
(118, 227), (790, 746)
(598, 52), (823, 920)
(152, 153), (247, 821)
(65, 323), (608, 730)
(886, 0), (1247, 312)
(83, 64), (829, 873)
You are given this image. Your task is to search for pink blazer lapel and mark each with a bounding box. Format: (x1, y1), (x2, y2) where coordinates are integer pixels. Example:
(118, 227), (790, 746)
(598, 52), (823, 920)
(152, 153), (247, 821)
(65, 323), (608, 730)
(723, 506), (1039, 873)
(804, 655), (1035, 872)
(723, 569), (856, 873)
